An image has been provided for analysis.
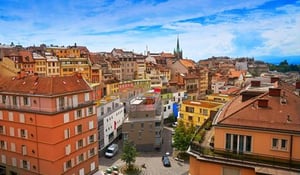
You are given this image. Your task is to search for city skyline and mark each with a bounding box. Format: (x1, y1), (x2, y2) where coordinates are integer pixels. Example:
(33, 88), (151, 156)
(0, 0), (299, 64)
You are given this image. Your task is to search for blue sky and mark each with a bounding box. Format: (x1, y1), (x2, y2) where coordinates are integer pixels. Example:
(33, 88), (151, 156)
(0, 0), (299, 63)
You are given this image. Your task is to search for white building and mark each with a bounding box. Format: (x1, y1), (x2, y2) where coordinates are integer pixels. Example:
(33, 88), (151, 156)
(96, 96), (124, 151)
(162, 88), (187, 119)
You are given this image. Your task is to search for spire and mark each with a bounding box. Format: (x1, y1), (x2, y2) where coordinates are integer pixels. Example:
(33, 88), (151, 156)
(176, 35), (180, 53)
(174, 35), (183, 60)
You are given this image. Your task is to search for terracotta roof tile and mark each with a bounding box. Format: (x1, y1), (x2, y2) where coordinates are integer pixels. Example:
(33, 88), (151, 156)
(0, 74), (91, 96)
(217, 84), (300, 132)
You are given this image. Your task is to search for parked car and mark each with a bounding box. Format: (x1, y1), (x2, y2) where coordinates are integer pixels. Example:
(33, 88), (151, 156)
(172, 122), (178, 127)
(162, 155), (171, 167)
(105, 144), (119, 158)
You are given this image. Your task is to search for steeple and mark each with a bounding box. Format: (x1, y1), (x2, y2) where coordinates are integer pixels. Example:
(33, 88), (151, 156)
(174, 35), (183, 60)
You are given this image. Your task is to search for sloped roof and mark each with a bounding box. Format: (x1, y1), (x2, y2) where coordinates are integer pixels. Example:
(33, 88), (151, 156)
(216, 83), (300, 132)
(179, 59), (195, 69)
(0, 74), (91, 96)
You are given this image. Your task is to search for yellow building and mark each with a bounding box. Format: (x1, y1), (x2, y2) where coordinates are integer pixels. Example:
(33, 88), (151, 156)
(60, 57), (91, 81)
(33, 53), (47, 76)
(205, 93), (232, 103)
(179, 100), (222, 128)
(47, 46), (81, 58)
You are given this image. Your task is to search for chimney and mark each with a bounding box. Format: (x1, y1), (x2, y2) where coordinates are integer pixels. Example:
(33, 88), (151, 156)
(251, 80), (261, 87)
(257, 98), (268, 108)
(271, 77), (280, 83)
(269, 88), (281, 97)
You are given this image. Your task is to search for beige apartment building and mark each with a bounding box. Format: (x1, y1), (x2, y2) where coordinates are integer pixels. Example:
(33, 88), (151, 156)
(122, 91), (164, 151)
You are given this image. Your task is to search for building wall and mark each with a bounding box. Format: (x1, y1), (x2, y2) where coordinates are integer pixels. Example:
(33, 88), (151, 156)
(189, 156), (255, 175)
(179, 101), (221, 128)
(214, 127), (300, 161)
(0, 80), (99, 175)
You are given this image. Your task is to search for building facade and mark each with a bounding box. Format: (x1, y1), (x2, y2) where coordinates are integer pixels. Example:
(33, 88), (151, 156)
(0, 74), (99, 175)
(188, 79), (300, 175)
(122, 91), (163, 151)
(96, 96), (124, 152)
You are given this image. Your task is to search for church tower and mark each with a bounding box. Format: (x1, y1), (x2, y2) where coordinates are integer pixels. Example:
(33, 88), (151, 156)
(173, 35), (183, 60)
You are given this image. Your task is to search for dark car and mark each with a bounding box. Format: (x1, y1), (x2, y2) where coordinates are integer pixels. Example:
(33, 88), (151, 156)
(162, 155), (171, 167)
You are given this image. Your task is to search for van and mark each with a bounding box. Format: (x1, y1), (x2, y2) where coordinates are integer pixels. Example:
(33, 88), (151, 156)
(105, 144), (118, 158)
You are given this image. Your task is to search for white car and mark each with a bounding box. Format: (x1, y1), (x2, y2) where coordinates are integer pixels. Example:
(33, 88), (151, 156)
(105, 144), (119, 158)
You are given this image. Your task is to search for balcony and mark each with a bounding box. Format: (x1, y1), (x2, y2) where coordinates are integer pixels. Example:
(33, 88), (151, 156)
(189, 134), (300, 172)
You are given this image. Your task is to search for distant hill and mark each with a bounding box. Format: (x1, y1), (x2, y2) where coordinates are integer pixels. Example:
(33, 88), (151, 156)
(256, 56), (300, 65)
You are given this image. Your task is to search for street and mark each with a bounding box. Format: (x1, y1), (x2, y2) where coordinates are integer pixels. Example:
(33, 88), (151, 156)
(98, 127), (189, 175)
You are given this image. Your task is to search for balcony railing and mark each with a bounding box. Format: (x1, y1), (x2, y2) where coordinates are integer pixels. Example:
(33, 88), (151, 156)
(189, 142), (300, 171)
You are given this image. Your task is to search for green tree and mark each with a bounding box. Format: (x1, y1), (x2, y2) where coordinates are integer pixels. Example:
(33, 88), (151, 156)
(173, 120), (196, 151)
(121, 141), (138, 170)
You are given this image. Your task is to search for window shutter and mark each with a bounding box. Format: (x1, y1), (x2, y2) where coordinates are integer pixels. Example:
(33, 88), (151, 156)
(27, 161), (30, 170)
(56, 98), (59, 111)
(0, 111), (3, 120)
(74, 111), (78, 120)
(83, 138), (86, 147)
(10, 127), (14, 136)
(89, 120), (94, 130)
(27, 97), (31, 106)
(20, 97), (24, 106)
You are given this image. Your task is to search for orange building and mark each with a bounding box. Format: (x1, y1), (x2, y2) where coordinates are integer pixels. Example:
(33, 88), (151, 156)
(188, 79), (300, 175)
(0, 74), (99, 175)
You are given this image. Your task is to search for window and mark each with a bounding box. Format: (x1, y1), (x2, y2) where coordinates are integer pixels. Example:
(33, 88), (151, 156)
(20, 129), (27, 138)
(155, 122), (160, 127)
(225, 133), (252, 153)
(188, 116), (193, 121)
(2, 96), (6, 104)
(77, 139), (83, 149)
(76, 109), (82, 119)
(272, 138), (278, 148)
(88, 107), (93, 115)
(281, 139), (287, 150)
(89, 135), (95, 143)
(66, 160), (72, 169)
(76, 125), (82, 134)
(22, 160), (28, 169)
(89, 148), (95, 157)
(203, 109), (208, 116)
(78, 154), (84, 163)
(0, 125), (4, 134)
(23, 97), (29, 105)
(12, 96), (17, 106)
(272, 138), (288, 150)
(141, 123), (144, 129)
(185, 106), (194, 113)
(0, 140), (6, 149)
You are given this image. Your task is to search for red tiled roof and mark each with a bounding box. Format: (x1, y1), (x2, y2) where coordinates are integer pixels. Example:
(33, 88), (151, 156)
(180, 59), (195, 69)
(0, 74), (91, 96)
(217, 84), (300, 132)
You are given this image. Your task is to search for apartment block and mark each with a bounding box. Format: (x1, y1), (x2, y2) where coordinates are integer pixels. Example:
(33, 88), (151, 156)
(179, 100), (222, 128)
(96, 96), (124, 152)
(122, 91), (163, 151)
(0, 74), (99, 175)
(188, 79), (300, 175)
